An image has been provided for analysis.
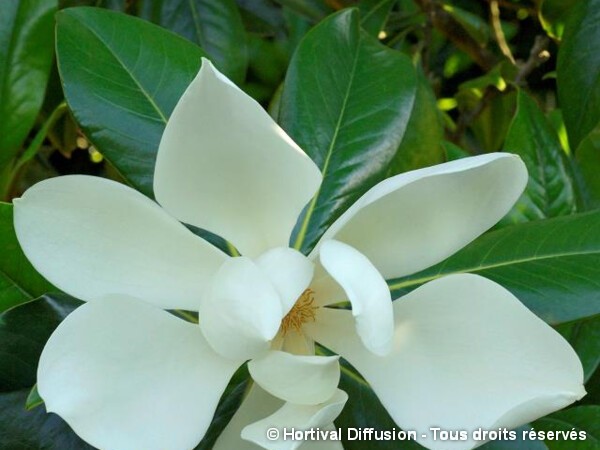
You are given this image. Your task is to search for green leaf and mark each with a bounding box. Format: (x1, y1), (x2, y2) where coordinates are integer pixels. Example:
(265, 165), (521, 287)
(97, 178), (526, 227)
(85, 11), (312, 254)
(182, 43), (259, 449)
(359, 0), (396, 37)
(501, 91), (576, 225)
(0, 389), (94, 450)
(539, 0), (578, 40)
(557, 316), (600, 383)
(0, 202), (56, 314)
(25, 384), (43, 410)
(272, 0), (332, 22)
(280, 9), (418, 253)
(194, 365), (250, 449)
(56, 7), (205, 198)
(533, 406), (599, 449)
(138, 0), (248, 83)
(441, 3), (490, 44)
(386, 65), (445, 176)
(0, 0), (57, 168)
(481, 429), (549, 450)
(389, 210), (600, 324)
(0, 294), (82, 391)
(574, 126), (600, 210)
(557, 0), (600, 150)
(336, 363), (423, 450)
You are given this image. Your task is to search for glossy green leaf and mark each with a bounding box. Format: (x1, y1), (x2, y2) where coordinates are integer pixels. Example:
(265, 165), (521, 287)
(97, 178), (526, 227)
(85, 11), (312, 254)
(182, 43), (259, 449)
(0, 0), (57, 168)
(336, 363), (422, 450)
(455, 66), (515, 152)
(359, 0), (396, 37)
(539, 0), (578, 40)
(0, 389), (94, 450)
(0, 294), (82, 391)
(533, 406), (599, 449)
(0, 202), (55, 314)
(557, 0), (600, 150)
(138, 0), (247, 83)
(557, 316), (600, 383)
(441, 3), (490, 44)
(442, 140), (470, 161)
(389, 210), (600, 324)
(194, 366), (250, 449)
(56, 7), (205, 198)
(471, 91), (516, 152)
(386, 65), (445, 176)
(574, 126), (600, 210)
(280, 9), (418, 253)
(272, 0), (332, 22)
(501, 91), (576, 225)
(25, 384), (43, 410)
(481, 429), (548, 450)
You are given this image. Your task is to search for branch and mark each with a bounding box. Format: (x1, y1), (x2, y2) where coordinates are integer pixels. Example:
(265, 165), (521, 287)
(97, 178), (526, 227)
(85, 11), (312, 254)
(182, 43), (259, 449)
(514, 35), (551, 86)
(414, 0), (497, 71)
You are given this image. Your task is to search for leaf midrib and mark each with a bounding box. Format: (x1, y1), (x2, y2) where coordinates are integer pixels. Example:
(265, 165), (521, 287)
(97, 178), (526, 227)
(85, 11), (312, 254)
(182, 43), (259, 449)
(0, 269), (34, 300)
(70, 12), (168, 125)
(293, 38), (362, 249)
(388, 246), (600, 291)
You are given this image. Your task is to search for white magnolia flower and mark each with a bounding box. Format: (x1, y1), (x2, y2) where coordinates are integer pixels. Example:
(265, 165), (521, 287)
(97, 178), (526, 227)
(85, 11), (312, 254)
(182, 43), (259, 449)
(14, 59), (584, 450)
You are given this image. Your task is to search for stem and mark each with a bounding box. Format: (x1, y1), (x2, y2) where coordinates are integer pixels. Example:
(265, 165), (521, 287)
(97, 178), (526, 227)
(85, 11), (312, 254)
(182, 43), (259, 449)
(490, 0), (515, 64)
(1, 103), (68, 200)
(514, 35), (551, 86)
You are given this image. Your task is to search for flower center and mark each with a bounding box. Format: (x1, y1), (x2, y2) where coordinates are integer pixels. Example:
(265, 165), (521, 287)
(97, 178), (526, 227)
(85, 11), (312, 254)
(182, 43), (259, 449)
(280, 289), (318, 335)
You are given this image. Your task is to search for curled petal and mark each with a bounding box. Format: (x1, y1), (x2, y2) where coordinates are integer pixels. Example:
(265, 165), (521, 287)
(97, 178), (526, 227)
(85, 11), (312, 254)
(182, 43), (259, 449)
(242, 390), (348, 450)
(14, 175), (227, 310)
(38, 296), (240, 450)
(313, 154), (528, 279)
(319, 240), (393, 356)
(249, 351), (340, 405)
(256, 247), (314, 315)
(306, 274), (585, 450)
(154, 59), (322, 257)
(214, 385), (283, 450)
(199, 257), (283, 360)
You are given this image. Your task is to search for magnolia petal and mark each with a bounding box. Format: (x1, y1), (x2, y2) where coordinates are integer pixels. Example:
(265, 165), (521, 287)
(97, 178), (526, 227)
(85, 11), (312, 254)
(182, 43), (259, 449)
(242, 390), (348, 450)
(214, 385), (283, 450)
(319, 240), (393, 356)
(313, 153), (527, 279)
(306, 274), (585, 450)
(154, 59), (322, 257)
(13, 175), (227, 310)
(199, 256), (283, 360)
(38, 296), (240, 450)
(249, 351), (340, 405)
(256, 247), (314, 315)
(214, 386), (342, 450)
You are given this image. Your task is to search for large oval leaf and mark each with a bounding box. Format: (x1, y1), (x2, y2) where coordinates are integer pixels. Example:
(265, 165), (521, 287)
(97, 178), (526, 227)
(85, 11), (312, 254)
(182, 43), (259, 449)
(557, 0), (600, 150)
(0, 203), (55, 313)
(389, 210), (600, 324)
(280, 9), (418, 253)
(386, 65), (445, 176)
(56, 7), (205, 198)
(502, 90), (576, 224)
(137, 0), (248, 83)
(0, 294), (81, 392)
(0, 389), (94, 450)
(0, 0), (57, 168)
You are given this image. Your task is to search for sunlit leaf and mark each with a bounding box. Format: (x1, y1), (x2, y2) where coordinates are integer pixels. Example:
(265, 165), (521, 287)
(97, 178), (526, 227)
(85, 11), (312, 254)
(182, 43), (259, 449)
(280, 9), (418, 253)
